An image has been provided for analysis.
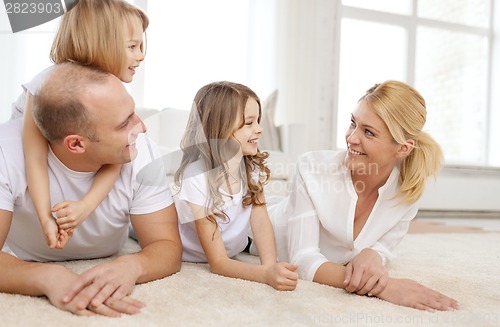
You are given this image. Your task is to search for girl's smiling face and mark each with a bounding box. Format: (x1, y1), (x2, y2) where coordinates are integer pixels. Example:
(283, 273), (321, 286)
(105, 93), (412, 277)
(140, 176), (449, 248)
(119, 14), (145, 83)
(232, 98), (262, 156)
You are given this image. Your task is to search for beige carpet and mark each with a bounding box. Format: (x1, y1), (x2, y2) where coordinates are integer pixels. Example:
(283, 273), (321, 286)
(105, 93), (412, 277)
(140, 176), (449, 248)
(1, 233), (499, 327)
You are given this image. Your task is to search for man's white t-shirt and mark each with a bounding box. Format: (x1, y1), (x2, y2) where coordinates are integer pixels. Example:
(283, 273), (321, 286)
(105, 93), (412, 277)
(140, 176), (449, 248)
(0, 119), (173, 262)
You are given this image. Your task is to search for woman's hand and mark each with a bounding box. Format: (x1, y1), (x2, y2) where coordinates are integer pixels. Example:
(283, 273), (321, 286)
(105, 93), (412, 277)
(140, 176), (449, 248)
(343, 248), (388, 296)
(377, 278), (460, 311)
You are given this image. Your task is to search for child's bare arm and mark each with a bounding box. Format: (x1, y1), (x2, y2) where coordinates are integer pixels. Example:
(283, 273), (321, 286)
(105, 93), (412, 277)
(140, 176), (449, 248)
(249, 192), (278, 265)
(53, 164), (122, 230)
(192, 202), (297, 291)
(22, 93), (60, 247)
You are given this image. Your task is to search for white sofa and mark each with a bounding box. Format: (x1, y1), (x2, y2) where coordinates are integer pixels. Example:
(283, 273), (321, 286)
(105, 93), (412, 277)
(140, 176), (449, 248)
(136, 107), (302, 198)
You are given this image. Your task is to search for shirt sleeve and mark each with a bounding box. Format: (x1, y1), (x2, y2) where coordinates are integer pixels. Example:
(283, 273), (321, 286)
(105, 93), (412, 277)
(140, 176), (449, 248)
(287, 158), (329, 281)
(177, 168), (209, 205)
(23, 66), (54, 95)
(11, 66), (54, 120)
(0, 146), (15, 212)
(369, 205), (418, 264)
(175, 165), (214, 224)
(130, 135), (174, 215)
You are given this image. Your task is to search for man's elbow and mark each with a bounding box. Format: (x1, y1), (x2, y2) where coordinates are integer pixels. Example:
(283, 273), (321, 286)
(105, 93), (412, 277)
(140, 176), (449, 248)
(165, 241), (183, 275)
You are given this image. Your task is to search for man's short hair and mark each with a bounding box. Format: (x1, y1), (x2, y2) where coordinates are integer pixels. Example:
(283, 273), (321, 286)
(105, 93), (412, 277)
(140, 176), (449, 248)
(32, 63), (111, 143)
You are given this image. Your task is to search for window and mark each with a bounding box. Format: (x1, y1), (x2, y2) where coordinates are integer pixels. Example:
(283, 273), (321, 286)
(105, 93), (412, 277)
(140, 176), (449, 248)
(336, 0), (495, 166)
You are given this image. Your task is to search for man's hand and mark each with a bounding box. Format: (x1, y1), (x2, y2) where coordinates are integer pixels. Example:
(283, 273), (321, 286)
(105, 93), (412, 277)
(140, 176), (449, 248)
(60, 257), (144, 316)
(42, 264), (142, 317)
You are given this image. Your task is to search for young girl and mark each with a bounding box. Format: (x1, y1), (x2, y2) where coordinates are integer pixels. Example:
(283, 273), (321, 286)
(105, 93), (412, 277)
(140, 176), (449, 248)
(174, 81), (298, 291)
(12, 0), (148, 249)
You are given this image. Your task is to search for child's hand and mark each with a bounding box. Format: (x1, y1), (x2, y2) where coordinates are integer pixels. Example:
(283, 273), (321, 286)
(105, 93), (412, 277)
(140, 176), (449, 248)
(52, 200), (92, 231)
(343, 248), (389, 296)
(41, 216), (71, 249)
(55, 228), (72, 249)
(264, 262), (299, 291)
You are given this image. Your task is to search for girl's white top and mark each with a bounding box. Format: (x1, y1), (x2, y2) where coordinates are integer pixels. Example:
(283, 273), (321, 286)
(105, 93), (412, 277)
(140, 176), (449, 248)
(174, 160), (259, 263)
(11, 66), (54, 120)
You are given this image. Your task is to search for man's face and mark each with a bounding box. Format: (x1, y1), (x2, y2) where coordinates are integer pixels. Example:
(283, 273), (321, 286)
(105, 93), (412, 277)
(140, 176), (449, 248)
(83, 77), (146, 166)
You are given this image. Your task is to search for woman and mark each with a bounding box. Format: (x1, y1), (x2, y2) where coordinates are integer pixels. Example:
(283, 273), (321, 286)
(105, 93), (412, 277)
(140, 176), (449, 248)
(271, 80), (459, 311)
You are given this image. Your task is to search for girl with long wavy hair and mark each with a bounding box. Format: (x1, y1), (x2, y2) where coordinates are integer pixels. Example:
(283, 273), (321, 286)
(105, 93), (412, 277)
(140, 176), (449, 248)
(174, 81), (298, 291)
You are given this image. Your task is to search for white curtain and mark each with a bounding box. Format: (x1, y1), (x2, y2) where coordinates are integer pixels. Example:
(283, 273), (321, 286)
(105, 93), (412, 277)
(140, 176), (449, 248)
(274, 0), (339, 151)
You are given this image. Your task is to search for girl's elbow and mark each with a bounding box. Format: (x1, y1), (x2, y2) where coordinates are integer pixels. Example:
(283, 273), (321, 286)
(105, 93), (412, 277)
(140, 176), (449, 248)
(207, 258), (227, 275)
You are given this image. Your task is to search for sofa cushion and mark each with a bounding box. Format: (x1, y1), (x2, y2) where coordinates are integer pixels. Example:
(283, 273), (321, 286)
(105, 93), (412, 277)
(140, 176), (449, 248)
(259, 90), (281, 151)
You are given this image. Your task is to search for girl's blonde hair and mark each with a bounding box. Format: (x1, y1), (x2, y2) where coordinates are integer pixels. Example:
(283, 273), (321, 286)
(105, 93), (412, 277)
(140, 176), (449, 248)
(175, 81), (270, 224)
(360, 80), (443, 204)
(50, 0), (149, 77)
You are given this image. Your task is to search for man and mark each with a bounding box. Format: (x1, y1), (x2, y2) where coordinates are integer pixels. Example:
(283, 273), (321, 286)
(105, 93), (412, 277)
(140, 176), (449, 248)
(0, 63), (182, 317)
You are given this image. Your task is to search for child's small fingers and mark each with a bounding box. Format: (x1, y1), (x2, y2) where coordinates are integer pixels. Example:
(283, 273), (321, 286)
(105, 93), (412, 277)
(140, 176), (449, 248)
(285, 270), (299, 280)
(52, 201), (69, 212)
(54, 208), (68, 219)
(55, 217), (70, 226)
(280, 262), (298, 272)
(59, 216), (77, 225)
(278, 278), (298, 290)
(59, 223), (75, 230)
(46, 233), (58, 249)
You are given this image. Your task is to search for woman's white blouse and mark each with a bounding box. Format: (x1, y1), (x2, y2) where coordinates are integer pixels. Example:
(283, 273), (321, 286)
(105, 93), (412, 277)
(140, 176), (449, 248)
(284, 150), (418, 281)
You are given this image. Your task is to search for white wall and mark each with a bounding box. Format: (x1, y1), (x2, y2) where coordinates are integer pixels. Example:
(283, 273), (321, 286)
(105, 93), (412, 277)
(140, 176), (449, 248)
(274, 0), (338, 151)
(420, 167), (500, 213)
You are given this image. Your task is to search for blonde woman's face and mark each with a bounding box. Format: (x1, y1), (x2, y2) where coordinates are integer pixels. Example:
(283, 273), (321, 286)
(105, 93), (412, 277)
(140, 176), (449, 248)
(119, 15), (145, 83)
(344, 100), (402, 176)
(232, 98), (262, 156)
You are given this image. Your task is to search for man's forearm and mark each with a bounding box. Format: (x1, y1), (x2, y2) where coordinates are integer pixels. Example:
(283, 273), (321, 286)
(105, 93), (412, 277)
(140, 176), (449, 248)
(0, 251), (64, 296)
(119, 239), (182, 284)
